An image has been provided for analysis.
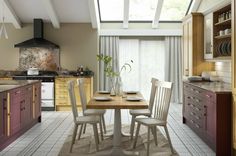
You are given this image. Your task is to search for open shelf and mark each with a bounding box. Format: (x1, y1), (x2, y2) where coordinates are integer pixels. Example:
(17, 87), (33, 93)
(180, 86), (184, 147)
(215, 34), (231, 39)
(215, 18), (231, 26)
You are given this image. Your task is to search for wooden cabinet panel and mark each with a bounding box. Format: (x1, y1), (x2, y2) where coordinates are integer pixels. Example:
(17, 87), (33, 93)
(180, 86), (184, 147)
(183, 82), (231, 155)
(9, 89), (22, 136)
(232, 0), (236, 151)
(182, 13), (214, 77)
(21, 86), (33, 127)
(0, 92), (7, 142)
(55, 77), (93, 111)
(33, 83), (41, 121)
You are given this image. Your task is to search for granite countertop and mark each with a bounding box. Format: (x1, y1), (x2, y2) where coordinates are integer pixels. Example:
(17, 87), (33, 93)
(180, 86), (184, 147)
(184, 81), (231, 93)
(56, 75), (93, 78)
(0, 80), (40, 92)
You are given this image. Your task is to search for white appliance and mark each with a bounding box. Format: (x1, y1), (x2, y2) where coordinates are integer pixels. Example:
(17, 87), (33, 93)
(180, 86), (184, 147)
(41, 82), (54, 107)
(27, 68), (39, 75)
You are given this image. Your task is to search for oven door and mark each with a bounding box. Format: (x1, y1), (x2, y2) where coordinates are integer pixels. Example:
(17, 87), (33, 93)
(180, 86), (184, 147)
(41, 82), (54, 100)
(41, 100), (54, 107)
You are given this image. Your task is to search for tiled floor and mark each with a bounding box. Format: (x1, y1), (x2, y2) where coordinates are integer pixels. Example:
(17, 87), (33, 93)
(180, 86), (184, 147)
(0, 103), (215, 156)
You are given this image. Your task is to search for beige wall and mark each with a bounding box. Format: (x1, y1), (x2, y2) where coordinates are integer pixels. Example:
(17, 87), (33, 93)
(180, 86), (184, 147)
(0, 23), (98, 90)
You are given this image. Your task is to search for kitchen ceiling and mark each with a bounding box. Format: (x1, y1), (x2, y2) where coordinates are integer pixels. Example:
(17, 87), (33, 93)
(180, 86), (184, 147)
(0, 0), (91, 23)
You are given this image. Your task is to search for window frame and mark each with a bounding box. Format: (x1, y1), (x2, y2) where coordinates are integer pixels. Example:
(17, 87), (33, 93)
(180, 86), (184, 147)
(97, 0), (193, 23)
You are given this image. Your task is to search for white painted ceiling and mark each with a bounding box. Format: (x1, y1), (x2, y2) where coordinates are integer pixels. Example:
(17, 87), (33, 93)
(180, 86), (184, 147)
(0, 0), (91, 23)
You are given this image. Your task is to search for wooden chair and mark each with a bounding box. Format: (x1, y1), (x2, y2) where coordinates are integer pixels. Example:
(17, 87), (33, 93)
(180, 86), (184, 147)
(68, 80), (100, 153)
(77, 79), (106, 140)
(129, 78), (158, 140)
(133, 81), (174, 156)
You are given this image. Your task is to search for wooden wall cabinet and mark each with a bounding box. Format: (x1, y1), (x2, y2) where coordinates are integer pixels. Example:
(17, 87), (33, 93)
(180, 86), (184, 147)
(55, 77), (93, 111)
(183, 82), (231, 156)
(232, 0), (236, 152)
(182, 13), (214, 77)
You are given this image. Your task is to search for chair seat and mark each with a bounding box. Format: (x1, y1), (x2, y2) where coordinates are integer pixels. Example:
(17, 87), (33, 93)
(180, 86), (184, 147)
(129, 109), (151, 116)
(84, 109), (106, 116)
(76, 116), (100, 124)
(135, 118), (166, 126)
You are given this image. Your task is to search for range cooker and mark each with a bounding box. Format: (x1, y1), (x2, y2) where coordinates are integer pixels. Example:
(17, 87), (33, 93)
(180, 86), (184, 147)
(12, 71), (57, 111)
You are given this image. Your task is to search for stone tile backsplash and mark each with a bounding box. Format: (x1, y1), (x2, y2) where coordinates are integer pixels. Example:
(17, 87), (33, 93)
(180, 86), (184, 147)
(19, 47), (59, 71)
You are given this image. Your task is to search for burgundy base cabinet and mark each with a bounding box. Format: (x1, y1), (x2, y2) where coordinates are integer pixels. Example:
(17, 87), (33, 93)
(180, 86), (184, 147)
(0, 81), (41, 150)
(183, 82), (232, 156)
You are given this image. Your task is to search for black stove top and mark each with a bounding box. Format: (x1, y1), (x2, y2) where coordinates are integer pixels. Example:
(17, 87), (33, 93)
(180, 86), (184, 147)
(13, 71), (57, 82)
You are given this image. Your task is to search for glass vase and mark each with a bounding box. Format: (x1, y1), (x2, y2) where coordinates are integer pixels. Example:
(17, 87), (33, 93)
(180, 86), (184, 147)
(109, 77), (116, 96)
(115, 76), (123, 96)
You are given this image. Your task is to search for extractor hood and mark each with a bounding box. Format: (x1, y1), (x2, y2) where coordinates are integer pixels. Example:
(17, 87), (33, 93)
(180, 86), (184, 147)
(15, 19), (59, 48)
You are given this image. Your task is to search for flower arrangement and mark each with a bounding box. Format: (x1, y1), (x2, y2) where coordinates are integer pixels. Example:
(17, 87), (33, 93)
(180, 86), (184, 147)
(97, 54), (133, 95)
(96, 54), (133, 77)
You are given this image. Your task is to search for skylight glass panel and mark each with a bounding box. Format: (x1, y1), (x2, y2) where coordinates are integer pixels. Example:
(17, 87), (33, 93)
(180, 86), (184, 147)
(160, 0), (191, 21)
(129, 0), (158, 21)
(98, 0), (123, 21)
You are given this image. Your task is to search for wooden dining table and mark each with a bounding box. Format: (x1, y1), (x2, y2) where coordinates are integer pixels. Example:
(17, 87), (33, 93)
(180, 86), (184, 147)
(87, 92), (148, 156)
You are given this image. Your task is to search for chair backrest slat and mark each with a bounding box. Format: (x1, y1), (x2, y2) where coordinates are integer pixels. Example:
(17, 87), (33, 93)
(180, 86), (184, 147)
(77, 79), (87, 115)
(68, 80), (78, 123)
(148, 78), (158, 114)
(153, 81), (173, 121)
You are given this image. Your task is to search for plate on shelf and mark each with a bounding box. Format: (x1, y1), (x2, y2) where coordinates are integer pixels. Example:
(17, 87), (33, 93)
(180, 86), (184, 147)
(126, 96), (143, 101)
(125, 91), (138, 94)
(222, 41), (227, 55)
(98, 91), (110, 94)
(93, 97), (112, 101)
(227, 41), (231, 55)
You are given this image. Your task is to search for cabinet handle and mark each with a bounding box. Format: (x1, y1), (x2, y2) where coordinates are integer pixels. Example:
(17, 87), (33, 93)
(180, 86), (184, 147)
(190, 112), (194, 116)
(206, 94), (211, 98)
(190, 88), (194, 91)
(190, 120), (194, 123)
(195, 124), (200, 128)
(195, 116), (200, 120)
(15, 91), (21, 94)
(195, 99), (200, 102)
(195, 90), (200, 93)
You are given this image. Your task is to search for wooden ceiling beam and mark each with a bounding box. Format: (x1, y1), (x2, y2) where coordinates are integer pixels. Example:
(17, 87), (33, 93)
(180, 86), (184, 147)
(152, 0), (164, 29)
(123, 0), (129, 29)
(42, 0), (60, 29)
(88, 0), (100, 29)
(2, 0), (22, 29)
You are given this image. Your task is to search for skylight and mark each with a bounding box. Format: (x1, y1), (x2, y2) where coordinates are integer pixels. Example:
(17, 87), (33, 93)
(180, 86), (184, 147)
(129, 0), (158, 21)
(160, 0), (192, 21)
(98, 0), (124, 21)
(98, 0), (192, 22)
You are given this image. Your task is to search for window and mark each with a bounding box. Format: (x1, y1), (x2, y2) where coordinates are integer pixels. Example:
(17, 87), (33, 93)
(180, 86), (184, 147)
(119, 39), (165, 99)
(98, 0), (192, 22)
(98, 0), (124, 21)
(160, 0), (192, 21)
(129, 0), (158, 21)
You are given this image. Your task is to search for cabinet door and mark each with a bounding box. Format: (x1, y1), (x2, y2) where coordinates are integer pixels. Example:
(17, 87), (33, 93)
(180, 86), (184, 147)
(10, 90), (21, 136)
(182, 22), (189, 77)
(0, 93), (7, 142)
(205, 101), (216, 144)
(34, 83), (41, 119)
(21, 86), (32, 127)
(204, 13), (213, 59)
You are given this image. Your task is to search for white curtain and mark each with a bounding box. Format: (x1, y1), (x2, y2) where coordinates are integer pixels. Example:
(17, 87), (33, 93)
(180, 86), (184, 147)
(99, 36), (119, 90)
(165, 36), (183, 103)
(119, 39), (165, 100)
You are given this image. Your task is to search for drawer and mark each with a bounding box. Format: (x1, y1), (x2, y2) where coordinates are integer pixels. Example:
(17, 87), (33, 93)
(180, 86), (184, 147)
(184, 83), (205, 97)
(188, 110), (204, 127)
(185, 94), (204, 108)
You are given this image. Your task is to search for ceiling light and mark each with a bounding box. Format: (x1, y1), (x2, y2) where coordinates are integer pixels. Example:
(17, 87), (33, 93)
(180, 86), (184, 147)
(0, 1), (8, 39)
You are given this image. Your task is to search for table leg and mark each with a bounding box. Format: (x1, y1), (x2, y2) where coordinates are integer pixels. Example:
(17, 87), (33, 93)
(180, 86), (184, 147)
(97, 109), (139, 156)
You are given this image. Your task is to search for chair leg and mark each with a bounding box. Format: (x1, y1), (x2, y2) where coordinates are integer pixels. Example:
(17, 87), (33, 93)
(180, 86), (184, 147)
(99, 119), (104, 140)
(102, 115), (106, 134)
(77, 124), (83, 140)
(83, 123), (87, 134)
(70, 124), (78, 153)
(147, 127), (150, 156)
(130, 115), (135, 140)
(92, 123), (99, 152)
(133, 122), (140, 149)
(151, 126), (158, 146)
(164, 125), (174, 154)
